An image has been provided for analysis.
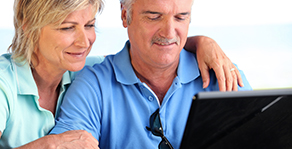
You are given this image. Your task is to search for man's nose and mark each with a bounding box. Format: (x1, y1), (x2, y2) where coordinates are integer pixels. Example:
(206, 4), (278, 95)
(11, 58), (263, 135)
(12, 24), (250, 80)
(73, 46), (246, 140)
(159, 18), (176, 39)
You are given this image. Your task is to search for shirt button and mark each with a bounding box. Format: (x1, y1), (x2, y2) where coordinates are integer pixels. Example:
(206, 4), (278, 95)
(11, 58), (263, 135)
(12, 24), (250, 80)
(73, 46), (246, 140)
(148, 96), (154, 101)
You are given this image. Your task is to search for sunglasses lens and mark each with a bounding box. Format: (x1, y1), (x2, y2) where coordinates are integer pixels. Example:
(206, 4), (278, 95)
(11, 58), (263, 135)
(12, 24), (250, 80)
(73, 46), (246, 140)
(153, 115), (163, 135)
(148, 109), (174, 149)
(150, 110), (163, 136)
(159, 139), (172, 149)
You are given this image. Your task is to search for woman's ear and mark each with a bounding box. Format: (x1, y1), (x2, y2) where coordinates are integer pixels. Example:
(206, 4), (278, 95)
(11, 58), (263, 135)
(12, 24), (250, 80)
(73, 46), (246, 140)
(121, 4), (128, 28)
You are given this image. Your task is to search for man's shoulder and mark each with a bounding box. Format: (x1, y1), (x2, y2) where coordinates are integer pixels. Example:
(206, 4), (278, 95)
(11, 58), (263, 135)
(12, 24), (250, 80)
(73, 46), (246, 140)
(76, 55), (116, 81)
(91, 54), (115, 71)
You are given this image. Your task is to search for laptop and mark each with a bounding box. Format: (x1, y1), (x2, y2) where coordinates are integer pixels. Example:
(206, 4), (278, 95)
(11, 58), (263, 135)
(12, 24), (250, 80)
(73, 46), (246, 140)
(180, 88), (292, 149)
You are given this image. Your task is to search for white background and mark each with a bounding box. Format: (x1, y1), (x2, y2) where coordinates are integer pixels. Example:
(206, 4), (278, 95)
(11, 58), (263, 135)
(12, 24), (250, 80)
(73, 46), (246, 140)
(1, 0), (292, 28)
(1, 0), (292, 89)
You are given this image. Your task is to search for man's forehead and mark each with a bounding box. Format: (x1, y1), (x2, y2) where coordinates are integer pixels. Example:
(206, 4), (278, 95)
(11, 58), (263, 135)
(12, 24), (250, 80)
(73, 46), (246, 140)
(134, 0), (193, 3)
(134, 0), (193, 13)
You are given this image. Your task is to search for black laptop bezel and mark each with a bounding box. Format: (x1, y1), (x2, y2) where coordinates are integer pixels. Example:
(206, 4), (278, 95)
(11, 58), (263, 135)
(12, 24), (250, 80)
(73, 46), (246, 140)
(180, 88), (292, 149)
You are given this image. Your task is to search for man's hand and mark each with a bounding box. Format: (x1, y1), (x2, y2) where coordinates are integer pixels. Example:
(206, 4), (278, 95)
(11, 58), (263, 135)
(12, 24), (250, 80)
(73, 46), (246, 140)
(185, 36), (244, 91)
(15, 130), (99, 149)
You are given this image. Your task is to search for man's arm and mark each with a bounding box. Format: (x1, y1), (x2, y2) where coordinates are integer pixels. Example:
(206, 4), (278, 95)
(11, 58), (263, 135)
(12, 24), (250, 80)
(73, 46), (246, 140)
(14, 130), (99, 149)
(185, 36), (244, 91)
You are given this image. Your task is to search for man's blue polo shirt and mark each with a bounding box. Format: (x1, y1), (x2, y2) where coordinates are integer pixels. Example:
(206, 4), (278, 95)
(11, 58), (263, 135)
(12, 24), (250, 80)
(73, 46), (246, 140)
(51, 41), (252, 149)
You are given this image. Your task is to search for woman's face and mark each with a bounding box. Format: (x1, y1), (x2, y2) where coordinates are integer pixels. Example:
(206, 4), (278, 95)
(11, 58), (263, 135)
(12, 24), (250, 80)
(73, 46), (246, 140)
(36, 5), (96, 72)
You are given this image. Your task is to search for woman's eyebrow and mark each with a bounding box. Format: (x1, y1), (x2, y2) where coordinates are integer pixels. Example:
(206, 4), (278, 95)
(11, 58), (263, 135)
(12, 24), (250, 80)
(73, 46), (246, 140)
(87, 18), (96, 23)
(61, 18), (96, 25)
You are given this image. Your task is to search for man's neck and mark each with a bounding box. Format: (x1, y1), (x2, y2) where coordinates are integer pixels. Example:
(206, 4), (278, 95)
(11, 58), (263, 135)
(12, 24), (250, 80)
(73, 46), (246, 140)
(131, 59), (178, 104)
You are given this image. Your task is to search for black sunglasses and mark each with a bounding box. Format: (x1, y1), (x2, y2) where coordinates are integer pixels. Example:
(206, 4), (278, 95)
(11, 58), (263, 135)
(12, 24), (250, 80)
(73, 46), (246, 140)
(146, 108), (174, 149)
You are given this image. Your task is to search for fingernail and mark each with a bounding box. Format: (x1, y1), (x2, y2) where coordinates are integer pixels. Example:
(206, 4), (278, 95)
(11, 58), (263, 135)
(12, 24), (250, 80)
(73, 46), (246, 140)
(203, 82), (207, 88)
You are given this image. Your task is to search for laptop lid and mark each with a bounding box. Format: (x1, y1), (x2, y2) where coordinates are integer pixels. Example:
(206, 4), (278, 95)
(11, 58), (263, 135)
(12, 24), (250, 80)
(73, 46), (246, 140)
(180, 88), (292, 149)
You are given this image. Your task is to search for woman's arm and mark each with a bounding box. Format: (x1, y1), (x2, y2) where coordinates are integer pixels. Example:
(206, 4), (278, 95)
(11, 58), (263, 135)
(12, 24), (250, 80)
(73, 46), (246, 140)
(185, 36), (244, 91)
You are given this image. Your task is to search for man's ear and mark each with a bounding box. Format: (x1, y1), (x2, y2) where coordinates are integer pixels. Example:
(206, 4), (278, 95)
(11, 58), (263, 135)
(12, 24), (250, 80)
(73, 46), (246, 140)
(121, 4), (128, 28)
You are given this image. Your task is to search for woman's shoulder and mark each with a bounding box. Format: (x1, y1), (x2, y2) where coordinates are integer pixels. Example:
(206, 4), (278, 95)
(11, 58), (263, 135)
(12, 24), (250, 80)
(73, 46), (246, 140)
(0, 54), (16, 80)
(85, 55), (105, 66)
(0, 53), (13, 69)
(0, 54), (17, 103)
(0, 53), (27, 88)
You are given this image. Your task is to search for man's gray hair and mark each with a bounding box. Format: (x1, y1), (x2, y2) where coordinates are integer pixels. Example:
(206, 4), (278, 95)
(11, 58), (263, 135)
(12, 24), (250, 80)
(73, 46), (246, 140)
(120, 0), (136, 25)
(120, 0), (194, 25)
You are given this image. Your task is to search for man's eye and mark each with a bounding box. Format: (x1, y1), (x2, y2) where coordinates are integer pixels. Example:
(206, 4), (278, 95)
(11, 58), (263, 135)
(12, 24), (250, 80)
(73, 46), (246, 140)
(148, 17), (158, 20)
(147, 15), (161, 21)
(175, 16), (187, 21)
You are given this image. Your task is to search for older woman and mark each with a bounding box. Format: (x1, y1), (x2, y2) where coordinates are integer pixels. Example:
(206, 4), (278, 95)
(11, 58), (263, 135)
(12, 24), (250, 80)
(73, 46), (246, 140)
(0, 0), (242, 148)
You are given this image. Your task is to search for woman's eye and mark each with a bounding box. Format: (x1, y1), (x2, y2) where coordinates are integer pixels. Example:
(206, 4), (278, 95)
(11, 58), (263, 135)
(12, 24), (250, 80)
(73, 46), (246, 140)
(85, 24), (95, 28)
(59, 26), (74, 31)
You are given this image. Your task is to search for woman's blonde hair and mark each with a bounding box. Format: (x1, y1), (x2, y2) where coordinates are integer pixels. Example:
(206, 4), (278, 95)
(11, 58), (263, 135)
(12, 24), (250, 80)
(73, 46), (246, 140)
(9, 0), (103, 64)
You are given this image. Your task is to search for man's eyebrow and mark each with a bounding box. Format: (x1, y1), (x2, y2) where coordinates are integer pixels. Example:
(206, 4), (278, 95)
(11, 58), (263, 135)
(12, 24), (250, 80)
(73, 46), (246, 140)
(142, 11), (190, 16)
(178, 12), (190, 15)
(142, 11), (161, 14)
(61, 18), (96, 24)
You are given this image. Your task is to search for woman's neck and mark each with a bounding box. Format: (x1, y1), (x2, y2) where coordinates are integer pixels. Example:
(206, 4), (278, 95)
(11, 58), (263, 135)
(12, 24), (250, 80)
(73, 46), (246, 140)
(31, 62), (64, 116)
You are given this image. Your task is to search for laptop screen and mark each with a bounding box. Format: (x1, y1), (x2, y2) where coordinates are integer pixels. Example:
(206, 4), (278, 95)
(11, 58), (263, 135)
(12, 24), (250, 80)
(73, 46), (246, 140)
(180, 89), (292, 149)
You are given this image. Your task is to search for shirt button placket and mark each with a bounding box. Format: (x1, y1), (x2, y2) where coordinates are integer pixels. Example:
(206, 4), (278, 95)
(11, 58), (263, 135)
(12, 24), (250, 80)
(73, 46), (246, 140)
(148, 96), (154, 101)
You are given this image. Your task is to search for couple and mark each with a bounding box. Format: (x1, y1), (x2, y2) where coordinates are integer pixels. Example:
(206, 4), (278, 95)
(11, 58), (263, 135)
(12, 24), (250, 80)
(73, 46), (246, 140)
(0, 0), (251, 148)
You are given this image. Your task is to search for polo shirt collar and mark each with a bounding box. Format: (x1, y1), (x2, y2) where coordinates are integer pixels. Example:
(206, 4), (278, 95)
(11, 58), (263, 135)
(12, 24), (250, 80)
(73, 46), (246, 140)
(60, 71), (72, 88)
(113, 41), (140, 85)
(14, 60), (72, 96)
(177, 49), (201, 84)
(113, 41), (200, 85)
(13, 60), (38, 96)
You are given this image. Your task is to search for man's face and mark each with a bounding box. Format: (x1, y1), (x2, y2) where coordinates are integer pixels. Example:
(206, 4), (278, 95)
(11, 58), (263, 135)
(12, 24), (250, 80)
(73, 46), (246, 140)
(122, 0), (192, 69)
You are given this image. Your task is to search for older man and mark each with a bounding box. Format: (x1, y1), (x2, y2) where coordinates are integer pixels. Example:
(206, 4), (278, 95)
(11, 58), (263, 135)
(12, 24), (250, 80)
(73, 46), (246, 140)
(50, 0), (252, 148)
